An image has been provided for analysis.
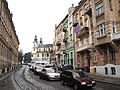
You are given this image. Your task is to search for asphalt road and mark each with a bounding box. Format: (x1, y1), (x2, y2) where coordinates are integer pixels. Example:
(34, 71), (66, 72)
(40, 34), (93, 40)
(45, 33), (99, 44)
(0, 65), (120, 90)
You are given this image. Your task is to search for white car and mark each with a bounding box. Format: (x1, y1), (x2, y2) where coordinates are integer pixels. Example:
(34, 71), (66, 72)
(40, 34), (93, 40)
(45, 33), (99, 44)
(39, 68), (60, 81)
(34, 67), (43, 75)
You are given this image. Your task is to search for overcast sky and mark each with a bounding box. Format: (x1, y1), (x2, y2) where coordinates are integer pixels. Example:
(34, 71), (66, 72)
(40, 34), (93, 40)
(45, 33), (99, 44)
(7, 0), (79, 53)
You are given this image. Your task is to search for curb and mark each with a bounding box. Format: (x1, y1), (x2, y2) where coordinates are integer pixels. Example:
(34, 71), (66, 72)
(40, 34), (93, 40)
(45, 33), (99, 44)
(87, 73), (120, 85)
(0, 66), (22, 81)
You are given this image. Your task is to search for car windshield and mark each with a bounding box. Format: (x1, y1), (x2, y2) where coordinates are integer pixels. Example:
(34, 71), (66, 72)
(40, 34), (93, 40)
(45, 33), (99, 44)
(73, 72), (80, 78)
(73, 72), (88, 78)
(46, 69), (55, 73)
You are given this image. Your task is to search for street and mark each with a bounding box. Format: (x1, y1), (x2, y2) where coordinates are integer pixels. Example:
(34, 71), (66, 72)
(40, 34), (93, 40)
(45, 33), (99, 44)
(0, 65), (120, 90)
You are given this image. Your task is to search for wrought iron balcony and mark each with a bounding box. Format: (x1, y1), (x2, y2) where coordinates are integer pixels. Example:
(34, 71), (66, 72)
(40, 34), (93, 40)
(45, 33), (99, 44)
(111, 32), (120, 41)
(63, 36), (67, 42)
(63, 27), (67, 32)
(73, 20), (78, 27)
(56, 41), (61, 46)
(84, 4), (92, 16)
(77, 27), (89, 38)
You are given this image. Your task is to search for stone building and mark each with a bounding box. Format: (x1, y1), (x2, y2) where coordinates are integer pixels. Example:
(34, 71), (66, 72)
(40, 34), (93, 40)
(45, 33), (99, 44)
(72, 0), (120, 77)
(54, 0), (120, 77)
(54, 20), (65, 67)
(0, 0), (19, 76)
(31, 36), (53, 64)
(73, 0), (92, 72)
(63, 4), (76, 67)
(91, 0), (120, 77)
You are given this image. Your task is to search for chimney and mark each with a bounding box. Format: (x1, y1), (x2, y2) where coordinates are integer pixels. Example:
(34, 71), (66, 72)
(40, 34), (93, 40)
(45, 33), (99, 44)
(72, 4), (74, 7)
(55, 24), (57, 29)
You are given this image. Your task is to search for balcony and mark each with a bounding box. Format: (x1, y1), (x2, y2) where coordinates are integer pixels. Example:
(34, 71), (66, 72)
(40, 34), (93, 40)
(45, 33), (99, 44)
(73, 20), (78, 27)
(63, 27), (67, 32)
(77, 27), (89, 38)
(95, 35), (107, 45)
(76, 38), (90, 52)
(56, 41), (61, 46)
(111, 32), (120, 41)
(62, 45), (65, 51)
(84, 4), (92, 16)
(63, 36), (67, 42)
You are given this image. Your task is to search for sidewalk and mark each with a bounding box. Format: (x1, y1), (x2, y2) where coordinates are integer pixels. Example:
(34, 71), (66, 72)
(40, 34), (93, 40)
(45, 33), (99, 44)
(86, 73), (120, 85)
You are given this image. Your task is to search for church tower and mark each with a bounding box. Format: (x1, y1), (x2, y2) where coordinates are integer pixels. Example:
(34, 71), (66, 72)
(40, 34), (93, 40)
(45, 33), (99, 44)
(32, 35), (38, 54)
(40, 38), (43, 45)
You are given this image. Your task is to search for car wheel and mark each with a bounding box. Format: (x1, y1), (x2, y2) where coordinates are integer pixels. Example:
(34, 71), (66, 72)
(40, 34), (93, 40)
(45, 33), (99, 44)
(61, 80), (65, 85)
(74, 84), (79, 90)
(46, 76), (50, 81)
(39, 75), (43, 79)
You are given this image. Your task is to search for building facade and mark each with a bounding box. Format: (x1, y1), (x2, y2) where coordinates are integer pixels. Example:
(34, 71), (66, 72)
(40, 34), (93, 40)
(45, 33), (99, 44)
(0, 0), (19, 76)
(63, 4), (76, 67)
(31, 36), (53, 64)
(91, 0), (120, 77)
(24, 52), (32, 64)
(54, 20), (65, 67)
(53, 0), (120, 77)
(73, 0), (93, 72)
(73, 0), (120, 76)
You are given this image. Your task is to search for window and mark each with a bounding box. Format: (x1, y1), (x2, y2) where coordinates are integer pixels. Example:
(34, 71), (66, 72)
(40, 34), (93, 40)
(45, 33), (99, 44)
(91, 32), (94, 44)
(0, 43), (1, 55)
(68, 54), (69, 64)
(85, 19), (88, 27)
(109, 0), (112, 10)
(37, 54), (39, 57)
(105, 67), (108, 75)
(70, 16), (72, 24)
(42, 53), (44, 57)
(96, 2), (104, 17)
(94, 51), (97, 62)
(112, 21), (116, 33)
(97, 23), (105, 37)
(109, 46), (116, 60)
(94, 68), (96, 73)
(111, 67), (116, 75)
(77, 54), (80, 63)
(104, 46), (108, 61)
(79, 10), (82, 17)
(47, 53), (49, 57)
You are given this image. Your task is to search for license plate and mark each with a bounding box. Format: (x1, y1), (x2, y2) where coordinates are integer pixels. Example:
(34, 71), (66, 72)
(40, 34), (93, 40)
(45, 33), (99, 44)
(87, 84), (92, 86)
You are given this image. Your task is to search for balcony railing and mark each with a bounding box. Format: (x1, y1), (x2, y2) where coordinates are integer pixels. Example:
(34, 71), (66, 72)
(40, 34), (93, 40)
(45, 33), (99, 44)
(56, 41), (61, 46)
(111, 32), (120, 41)
(77, 27), (89, 38)
(76, 38), (90, 52)
(63, 27), (67, 32)
(84, 4), (92, 15)
(63, 36), (67, 42)
(73, 19), (78, 27)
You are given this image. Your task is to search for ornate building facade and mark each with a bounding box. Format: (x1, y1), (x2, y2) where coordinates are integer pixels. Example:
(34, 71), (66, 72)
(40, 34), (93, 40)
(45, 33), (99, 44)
(54, 0), (120, 77)
(0, 0), (19, 76)
(31, 36), (53, 64)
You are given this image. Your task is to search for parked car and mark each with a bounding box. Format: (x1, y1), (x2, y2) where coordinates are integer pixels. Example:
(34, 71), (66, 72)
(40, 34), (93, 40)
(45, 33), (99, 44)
(60, 70), (96, 90)
(39, 68), (60, 81)
(44, 64), (54, 68)
(34, 67), (43, 75)
(62, 64), (74, 71)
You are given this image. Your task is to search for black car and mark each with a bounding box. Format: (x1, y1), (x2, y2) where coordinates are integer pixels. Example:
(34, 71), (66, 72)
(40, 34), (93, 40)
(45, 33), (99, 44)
(60, 70), (96, 90)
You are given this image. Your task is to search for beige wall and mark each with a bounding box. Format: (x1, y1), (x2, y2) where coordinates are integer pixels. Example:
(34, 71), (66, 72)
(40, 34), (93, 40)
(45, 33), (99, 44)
(0, 0), (19, 74)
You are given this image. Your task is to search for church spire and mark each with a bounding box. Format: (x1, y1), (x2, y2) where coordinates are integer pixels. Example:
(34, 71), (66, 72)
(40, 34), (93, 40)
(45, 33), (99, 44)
(34, 35), (38, 43)
(40, 38), (43, 44)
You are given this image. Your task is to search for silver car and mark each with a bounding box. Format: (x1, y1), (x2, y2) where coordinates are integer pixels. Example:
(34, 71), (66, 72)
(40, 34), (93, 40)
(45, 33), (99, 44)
(39, 68), (60, 81)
